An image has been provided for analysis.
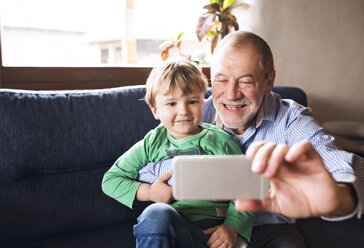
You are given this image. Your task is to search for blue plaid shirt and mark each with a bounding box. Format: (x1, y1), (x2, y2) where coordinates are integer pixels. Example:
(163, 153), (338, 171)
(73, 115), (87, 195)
(202, 92), (363, 225)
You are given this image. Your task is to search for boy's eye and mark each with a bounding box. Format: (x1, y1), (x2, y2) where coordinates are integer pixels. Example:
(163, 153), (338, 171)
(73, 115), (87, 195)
(189, 100), (198, 104)
(167, 102), (176, 106)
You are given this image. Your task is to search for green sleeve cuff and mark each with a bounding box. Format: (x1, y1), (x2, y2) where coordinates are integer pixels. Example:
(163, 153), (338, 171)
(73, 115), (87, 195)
(124, 181), (142, 209)
(224, 201), (254, 242)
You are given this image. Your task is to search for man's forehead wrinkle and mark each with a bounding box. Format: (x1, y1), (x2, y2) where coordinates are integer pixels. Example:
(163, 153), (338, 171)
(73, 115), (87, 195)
(212, 61), (253, 79)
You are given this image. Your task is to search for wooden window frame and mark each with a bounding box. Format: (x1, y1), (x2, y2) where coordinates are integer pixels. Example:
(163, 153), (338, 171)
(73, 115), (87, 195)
(0, 66), (153, 90)
(0, 66), (210, 91)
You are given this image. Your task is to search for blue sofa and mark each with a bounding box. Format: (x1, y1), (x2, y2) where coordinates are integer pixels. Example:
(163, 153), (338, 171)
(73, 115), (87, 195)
(1, 85), (363, 248)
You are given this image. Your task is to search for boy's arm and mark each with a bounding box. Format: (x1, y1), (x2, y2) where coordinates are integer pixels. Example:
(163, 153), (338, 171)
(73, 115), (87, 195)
(224, 201), (254, 242)
(102, 141), (148, 208)
(102, 138), (173, 207)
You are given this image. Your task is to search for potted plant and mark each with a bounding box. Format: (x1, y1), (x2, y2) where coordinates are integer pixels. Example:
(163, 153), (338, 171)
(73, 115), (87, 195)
(196, 0), (239, 54)
(160, 0), (241, 61)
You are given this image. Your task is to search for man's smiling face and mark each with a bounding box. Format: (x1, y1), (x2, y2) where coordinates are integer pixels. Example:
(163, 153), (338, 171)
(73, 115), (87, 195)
(211, 43), (273, 134)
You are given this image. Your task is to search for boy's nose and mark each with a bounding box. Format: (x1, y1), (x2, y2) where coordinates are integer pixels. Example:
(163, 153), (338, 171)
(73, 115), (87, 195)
(178, 103), (189, 114)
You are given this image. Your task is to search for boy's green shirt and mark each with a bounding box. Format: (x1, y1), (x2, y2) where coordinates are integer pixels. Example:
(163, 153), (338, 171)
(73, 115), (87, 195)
(102, 122), (253, 241)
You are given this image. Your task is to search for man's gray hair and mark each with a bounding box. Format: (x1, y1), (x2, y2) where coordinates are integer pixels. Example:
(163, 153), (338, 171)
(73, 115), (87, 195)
(214, 31), (274, 78)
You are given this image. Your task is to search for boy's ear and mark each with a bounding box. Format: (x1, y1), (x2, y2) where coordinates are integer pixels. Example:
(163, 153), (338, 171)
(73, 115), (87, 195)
(150, 105), (160, 120)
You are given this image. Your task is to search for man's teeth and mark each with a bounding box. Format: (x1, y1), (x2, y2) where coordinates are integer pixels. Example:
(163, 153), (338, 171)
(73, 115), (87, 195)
(225, 104), (245, 110)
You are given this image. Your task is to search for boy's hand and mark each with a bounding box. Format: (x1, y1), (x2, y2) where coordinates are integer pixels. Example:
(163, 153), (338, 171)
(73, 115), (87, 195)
(203, 224), (238, 248)
(149, 171), (173, 203)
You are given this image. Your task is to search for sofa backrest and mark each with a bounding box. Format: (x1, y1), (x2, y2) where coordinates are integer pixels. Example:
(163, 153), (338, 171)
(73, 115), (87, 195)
(0, 86), (159, 244)
(0, 85), (306, 244)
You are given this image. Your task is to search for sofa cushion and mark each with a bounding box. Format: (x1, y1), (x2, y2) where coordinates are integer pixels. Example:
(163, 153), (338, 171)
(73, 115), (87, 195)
(0, 86), (157, 244)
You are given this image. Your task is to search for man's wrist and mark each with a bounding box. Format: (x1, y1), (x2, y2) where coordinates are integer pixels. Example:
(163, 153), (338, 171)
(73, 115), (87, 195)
(323, 183), (357, 218)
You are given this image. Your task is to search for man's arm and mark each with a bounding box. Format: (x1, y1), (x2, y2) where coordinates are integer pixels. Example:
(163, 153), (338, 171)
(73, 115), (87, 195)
(235, 140), (359, 218)
(138, 158), (174, 186)
(283, 105), (363, 219)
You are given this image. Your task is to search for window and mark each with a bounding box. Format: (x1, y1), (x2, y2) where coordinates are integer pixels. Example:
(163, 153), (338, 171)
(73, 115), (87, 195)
(0, 0), (251, 89)
(0, 0), (212, 67)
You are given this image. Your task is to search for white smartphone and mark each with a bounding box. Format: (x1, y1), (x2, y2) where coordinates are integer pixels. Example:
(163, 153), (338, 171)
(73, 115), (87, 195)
(172, 155), (269, 201)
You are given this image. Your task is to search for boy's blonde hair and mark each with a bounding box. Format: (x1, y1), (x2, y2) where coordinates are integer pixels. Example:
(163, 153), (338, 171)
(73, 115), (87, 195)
(145, 59), (208, 107)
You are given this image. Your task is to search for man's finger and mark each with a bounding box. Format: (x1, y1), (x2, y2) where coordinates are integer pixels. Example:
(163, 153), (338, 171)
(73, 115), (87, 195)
(285, 140), (316, 162)
(251, 142), (276, 173)
(246, 141), (268, 159)
(265, 144), (290, 178)
(235, 199), (265, 212)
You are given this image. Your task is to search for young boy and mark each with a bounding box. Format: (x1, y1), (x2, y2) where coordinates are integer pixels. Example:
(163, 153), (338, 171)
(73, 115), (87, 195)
(102, 59), (253, 247)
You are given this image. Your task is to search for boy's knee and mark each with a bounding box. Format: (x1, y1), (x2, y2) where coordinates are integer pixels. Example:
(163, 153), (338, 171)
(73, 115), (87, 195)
(134, 203), (181, 235)
(138, 203), (177, 222)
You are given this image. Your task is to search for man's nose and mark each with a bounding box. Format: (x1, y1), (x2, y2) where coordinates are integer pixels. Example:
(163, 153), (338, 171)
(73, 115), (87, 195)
(226, 81), (243, 101)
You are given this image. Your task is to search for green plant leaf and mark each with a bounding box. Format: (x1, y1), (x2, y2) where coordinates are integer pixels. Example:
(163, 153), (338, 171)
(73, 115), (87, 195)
(223, 0), (235, 10)
(176, 32), (184, 40)
(209, 0), (220, 4)
(205, 30), (219, 37)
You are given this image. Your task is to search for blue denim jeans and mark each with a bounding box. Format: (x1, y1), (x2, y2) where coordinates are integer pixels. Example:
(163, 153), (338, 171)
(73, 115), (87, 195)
(133, 203), (224, 248)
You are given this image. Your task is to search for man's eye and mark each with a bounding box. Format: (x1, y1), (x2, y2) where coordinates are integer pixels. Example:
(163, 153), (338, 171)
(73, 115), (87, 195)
(239, 81), (254, 87)
(189, 100), (199, 104)
(213, 78), (227, 84)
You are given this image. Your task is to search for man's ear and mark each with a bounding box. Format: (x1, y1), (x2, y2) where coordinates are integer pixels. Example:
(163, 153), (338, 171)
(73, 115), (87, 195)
(265, 70), (275, 94)
(150, 105), (160, 120)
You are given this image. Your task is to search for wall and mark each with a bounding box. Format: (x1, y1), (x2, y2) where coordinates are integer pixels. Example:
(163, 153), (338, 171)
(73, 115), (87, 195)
(248, 0), (364, 123)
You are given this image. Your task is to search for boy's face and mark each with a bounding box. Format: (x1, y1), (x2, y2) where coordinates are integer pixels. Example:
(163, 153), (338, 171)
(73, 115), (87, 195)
(150, 80), (205, 139)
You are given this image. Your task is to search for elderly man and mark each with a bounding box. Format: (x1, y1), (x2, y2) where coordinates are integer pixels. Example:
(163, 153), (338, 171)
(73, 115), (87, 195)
(201, 30), (362, 247)
(133, 31), (363, 248)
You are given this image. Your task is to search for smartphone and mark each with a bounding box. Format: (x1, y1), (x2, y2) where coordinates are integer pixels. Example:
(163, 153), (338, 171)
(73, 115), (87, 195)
(172, 155), (269, 201)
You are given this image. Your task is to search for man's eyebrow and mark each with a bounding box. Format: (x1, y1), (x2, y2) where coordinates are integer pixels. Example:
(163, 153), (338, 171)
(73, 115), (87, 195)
(239, 74), (254, 78)
(213, 72), (226, 78)
(213, 73), (254, 79)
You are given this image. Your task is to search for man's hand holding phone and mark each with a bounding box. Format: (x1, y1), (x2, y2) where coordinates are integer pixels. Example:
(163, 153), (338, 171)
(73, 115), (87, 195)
(235, 140), (357, 218)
